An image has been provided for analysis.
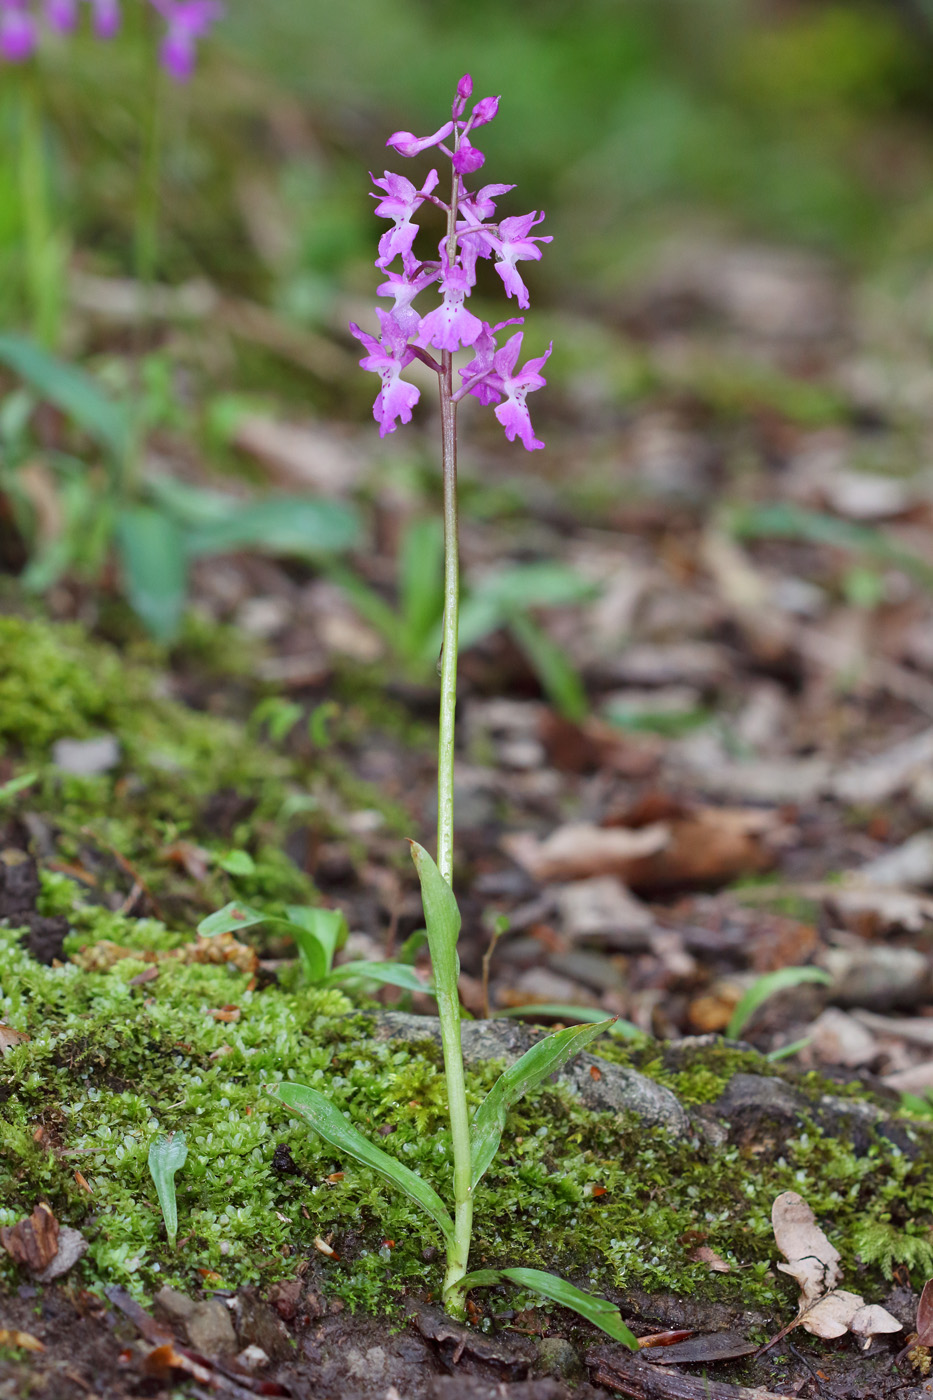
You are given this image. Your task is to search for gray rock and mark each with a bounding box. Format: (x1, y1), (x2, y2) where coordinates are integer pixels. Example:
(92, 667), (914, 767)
(33, 1226), (88, 1282)
(153, 1285), (196, 1323)
(371, 1013), (690, 1138)
(186, 1297), (237, 1356)
(535, 1336), (584, 1381)
(51, 735), (120, 776)
(820, 943), (931, 1008)
(234, 1291), (293, 1361)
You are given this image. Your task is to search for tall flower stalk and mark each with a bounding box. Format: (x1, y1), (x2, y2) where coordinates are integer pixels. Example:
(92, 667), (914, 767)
(266, 76), (638, 1346)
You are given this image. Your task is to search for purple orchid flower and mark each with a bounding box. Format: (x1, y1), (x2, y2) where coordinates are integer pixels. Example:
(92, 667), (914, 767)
(44, 0), (77, 32)
(355, 73), (552, 452)
(1, 0), (222, 75)
(149, 0), (222, 81)
(350, 311), (422, 438)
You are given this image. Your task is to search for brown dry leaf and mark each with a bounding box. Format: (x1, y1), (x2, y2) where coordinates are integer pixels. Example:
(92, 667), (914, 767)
(207, 1005), (241, 1023)
(0, 1328), (44, 1352)
(502, 823), (670, 883)
(232, 414), (364, 495)
(772, 1190), (842, 1301)
(916, 1278), (933, 1346)
(0, 1203), (59, 1272)
(0, 1025), (30, 1054)
(689, 1244), (732, 1273)
(772, 1191), (901, 1343)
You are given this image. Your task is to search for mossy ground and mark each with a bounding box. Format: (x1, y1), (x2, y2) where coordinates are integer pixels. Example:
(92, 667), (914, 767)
(2, 617), (933, 1327)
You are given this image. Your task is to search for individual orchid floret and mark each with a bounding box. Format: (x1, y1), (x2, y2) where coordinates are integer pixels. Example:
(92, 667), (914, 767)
(386, 121), (454, 159)
(451, 135), (484, 176)
(372, 168), (439, 271)
(490, 212), (551, 310)
(470, 95), (499, 127)
(457, 318), (523, 406)
(491, 330), (552, 451)
(376, 264), (439, 338)
(0, 1), (37, 60)
(350, 310), (421, 438)
(452, 73), (472, 118)
(151, 0), (223, 82)
(416, 247), (483, 354)
(460, 182), (514, 222)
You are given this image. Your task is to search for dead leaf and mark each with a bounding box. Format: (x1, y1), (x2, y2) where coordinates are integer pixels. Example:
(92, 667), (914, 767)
(0, 1202), (59, 1272)
(772, 1191), (841, 1301)
(0, 1025), (30, 1054)
(916, 1279), (933, 1346)
(772, 1191), (902, 1342)
(71, 931), (257, 977)
(689, 1244), (732, 1272)
(0, 1328), (44, 1352)
(208, 1005), (241, 1023)
(502, 823), (670, 883)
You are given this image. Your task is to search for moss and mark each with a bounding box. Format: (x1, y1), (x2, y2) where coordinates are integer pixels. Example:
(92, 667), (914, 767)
(4, 907), (933, 1319)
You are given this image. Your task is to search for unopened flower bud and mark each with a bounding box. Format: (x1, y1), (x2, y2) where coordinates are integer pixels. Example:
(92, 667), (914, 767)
(471, 96), (499, 127)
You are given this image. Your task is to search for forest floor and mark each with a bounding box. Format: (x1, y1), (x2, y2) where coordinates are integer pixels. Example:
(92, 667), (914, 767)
(5, 213), (933, 1398)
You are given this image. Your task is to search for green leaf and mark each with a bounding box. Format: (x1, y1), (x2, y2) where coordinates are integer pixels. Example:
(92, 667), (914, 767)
(470, 1019), (616, 1189)
(114, 506), (187, 642)
(493, 1004), (645, 1039)
(197, 900), (270, 937)
(147, 1131), (188, 1250)
(184, 497), (361, 559)
(461, 1267), (638, 1348)
(408, 842), (461, 998)
(399, 517), (444, 652)
(0, 772), (37, 805)
(726, 966), (832, 1041)
(323, 960), (435, 996)
(0, 333), (130, 458)
(285, 905), (347, 981)
(218, 849), (256, 876)
(473, 562), (596, 611)
(504, 608), (588, 722)
(265, 1081), (454, 1246)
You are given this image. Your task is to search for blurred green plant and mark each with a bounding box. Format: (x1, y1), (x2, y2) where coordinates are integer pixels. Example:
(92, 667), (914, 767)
(0, 333), (361, 639)
(329, 520), (594, 720)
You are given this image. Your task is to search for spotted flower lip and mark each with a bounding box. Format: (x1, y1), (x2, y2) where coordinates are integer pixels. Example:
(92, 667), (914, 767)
(355, 73), (551, 452)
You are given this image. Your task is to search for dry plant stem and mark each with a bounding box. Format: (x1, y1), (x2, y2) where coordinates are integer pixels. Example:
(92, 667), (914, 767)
(436, 156), (472, 1319)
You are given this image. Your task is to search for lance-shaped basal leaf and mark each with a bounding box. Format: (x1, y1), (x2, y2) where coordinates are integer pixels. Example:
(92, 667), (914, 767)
(148, 1131), (188, 1250)
(197, 901), (347, 983)
(470, 1019), (616, 1190)
(265, 1081), (454, 1247)
(493, 1004), (644, 1039)
(409, 843), (461, 993)
(726, 967), (831, 1041)
(461, 1266), (638, 1349)
(323, 960), (436, 997)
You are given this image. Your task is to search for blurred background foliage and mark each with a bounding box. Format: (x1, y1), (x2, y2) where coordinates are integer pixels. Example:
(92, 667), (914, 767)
(3, 0), (933, 331)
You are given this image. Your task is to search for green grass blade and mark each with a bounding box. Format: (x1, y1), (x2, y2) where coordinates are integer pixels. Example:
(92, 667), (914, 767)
(265, 1081), (455, 1247)
(726, 967), (832, 1041)
(470, 1019), (616, 1190)
(461, 1266), (638, 1348)
(504, 608), (588, 722)
(323, 960), (435, 995)
(147, 1131), (188, 1250)
(493, 1004), (645, 1039)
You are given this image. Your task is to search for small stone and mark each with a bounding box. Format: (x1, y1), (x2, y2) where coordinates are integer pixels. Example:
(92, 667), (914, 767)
(236, 1344), (269, 1370)
(186, 1298), (237, 1357)
(807, 1008), (878, 1068)
(820, 944), (931, 1009)
(154, 1285), (196, 1323)
(555, 875), (653, 947)
(33, 1226), (88, 1282)
(234, 1291), (293, 1361)
(51, 736), (120, 776)
(535, 1336), (584, 1381)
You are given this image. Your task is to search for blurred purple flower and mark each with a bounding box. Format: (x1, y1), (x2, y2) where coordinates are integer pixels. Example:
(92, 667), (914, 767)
(0, 2), (37, 60)
(0, 0), (222, 75)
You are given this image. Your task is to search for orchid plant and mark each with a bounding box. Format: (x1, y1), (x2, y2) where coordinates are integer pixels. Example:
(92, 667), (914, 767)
(265, 76), (639, 1346)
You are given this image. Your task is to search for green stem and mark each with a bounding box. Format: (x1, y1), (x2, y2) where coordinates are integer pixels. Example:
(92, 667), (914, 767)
(16, 70), (60, 348)
(436, 146), (471, 1318)
(127, 15), (164, 497)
